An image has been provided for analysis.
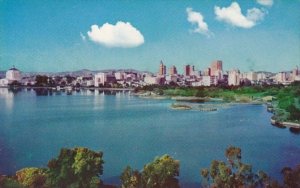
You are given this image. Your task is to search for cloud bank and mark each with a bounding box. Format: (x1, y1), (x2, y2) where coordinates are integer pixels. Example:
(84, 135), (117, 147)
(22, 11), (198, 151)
(214, 2), (266, 28)
(257, 0), (273, 7)
(186, 7), (212, 37)
(87, 21), (144, 48)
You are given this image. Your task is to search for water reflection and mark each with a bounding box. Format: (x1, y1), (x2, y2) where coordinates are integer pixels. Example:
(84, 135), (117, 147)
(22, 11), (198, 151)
(34, 88), (53, 96)
(0, 88), (14, 110)
(103, 90), (116, 95)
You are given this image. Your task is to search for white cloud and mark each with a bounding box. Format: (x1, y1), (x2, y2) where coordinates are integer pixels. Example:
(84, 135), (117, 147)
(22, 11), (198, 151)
(80, 32), (86, 41)
(186, 7), (212, 37)
(87, 21), (144, 48)
(247, 8), (266, 22)
(256, 0), (273, 7)
(214, 2), (266, 29)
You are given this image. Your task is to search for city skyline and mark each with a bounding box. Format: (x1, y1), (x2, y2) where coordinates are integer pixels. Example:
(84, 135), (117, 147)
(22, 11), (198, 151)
(1, 0), (300, 73)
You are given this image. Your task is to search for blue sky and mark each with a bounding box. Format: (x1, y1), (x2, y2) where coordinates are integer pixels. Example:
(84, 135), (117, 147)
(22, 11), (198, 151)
(0, 0), (299, 73)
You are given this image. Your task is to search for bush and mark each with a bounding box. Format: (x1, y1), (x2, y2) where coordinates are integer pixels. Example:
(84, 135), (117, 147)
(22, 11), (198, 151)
(16, 168), (47, 188)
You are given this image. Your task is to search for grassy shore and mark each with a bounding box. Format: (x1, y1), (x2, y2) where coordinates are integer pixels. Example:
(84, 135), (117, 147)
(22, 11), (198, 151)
(134, 82), (300, 123)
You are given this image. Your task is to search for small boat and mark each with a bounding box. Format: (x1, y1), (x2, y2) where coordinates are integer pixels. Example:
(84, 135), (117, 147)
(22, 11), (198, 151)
(289, 127), (300, 134)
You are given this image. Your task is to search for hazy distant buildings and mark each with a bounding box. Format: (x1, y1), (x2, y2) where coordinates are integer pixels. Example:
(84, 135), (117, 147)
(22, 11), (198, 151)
(158, 61), (166, 76)
(114, 72), (126, 80)
(191, 76), (211, 86)
(210, 61), (223, 76)
(203, 68), (211, 76)
(240, 71), (258, 84)
(276, 72), (287, 83)
(169, 65), (177, 75)
(94, 72), (116, 87)
(0, 66), (22, 86)
(228, 69), (240, 86)
(6, 67), (22, 81)
(257, 72), (267, 81)
(1, 60), (299, 88)
(184, 65), (194, 76)
(292, 66), (300, 81)
(144, 75), (161, 85)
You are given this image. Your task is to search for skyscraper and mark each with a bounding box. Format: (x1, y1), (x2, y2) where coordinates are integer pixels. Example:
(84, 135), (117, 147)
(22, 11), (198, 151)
(184, 65), (194, 76)
(203, 68), (211, 76)
(169, 65), (177, 75)
(210, 60), (223, 76)
(159, 60), (166, 76)
(228, 69), (240, 86)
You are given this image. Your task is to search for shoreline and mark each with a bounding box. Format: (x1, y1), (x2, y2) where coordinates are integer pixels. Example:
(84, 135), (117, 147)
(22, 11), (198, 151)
(0, 85), (134, 91)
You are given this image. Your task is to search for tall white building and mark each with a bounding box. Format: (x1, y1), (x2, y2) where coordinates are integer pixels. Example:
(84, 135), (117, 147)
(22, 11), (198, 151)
(257, 72), (267, 81)
(276, 72), (287, 83)
(292, 66), (299, 81)
(246, 72), (257, 82)
(228, 69), (240, 86)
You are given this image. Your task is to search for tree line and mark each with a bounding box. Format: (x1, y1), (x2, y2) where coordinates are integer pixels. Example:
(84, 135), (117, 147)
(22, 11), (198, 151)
(0, 146), (299, 188)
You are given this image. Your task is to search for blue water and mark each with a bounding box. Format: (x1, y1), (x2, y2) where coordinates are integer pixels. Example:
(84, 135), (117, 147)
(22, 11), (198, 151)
(0, 88), (299, 186)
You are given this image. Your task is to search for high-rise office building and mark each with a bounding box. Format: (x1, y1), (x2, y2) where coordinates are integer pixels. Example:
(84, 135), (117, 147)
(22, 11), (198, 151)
(184, 65), (194, 76)
(228, 69), (240, 86)
(159, 61), (166, 75)
(210, 60), (223, 76)
(169, 65), (177, 75)
(203, 68), (211, 76)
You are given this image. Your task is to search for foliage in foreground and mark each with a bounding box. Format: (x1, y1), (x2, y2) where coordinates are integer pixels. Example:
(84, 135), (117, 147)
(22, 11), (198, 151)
(201, 146), (270, 187)
(0, 147), (104, 188)
(1, 146), (300, 188)
(47, 147), (104, 188)
(16, 167), (47, 188)
(120, 155), (180, 188)
(200, 146), (300, 188)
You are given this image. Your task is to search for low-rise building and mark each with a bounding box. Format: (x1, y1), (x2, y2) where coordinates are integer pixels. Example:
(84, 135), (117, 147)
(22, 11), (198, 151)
(94, 72), (116, 87)
(276, 72), (287, 83)
(166, 75), (178, 84)
(115, 72), (126, 80)
(191, 76), (211, 86)
(144, 75), (160, 85)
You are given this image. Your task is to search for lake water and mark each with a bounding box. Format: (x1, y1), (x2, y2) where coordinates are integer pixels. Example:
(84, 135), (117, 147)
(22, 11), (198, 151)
(0, 88), (299, 187)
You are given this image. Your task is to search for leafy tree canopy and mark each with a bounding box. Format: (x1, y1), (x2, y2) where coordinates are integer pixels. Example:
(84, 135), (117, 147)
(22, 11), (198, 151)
(16, 167), (47, 188)
(47, 147), (104, 188)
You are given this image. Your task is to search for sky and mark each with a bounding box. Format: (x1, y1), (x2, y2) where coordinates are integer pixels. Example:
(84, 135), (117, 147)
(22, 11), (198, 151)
(0, 0), (300, 73)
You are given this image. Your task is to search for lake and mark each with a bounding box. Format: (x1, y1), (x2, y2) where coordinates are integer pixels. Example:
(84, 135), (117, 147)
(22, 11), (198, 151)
(0, 88), (299, 187)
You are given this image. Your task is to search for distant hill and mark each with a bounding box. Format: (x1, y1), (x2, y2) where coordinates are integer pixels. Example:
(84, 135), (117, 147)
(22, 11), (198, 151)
(21, 69), (153, 77)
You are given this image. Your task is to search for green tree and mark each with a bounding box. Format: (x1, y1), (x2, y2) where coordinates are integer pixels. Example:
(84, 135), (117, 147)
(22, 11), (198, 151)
(225, 146), (241, 169)
(46, 147), (104, 188)
(16, 167), (47, 188)
(120, 166), (141, 188)
(281, 165), (300, 188)
(287, 105), (300, 121)
(35, 75), (49, 87)
(195, 88), (206, 97)
(0, 176), (24, 188)
(8, 80), (21, 87)
(141, 155), (179, 188)
(201, 146), (269, 188)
